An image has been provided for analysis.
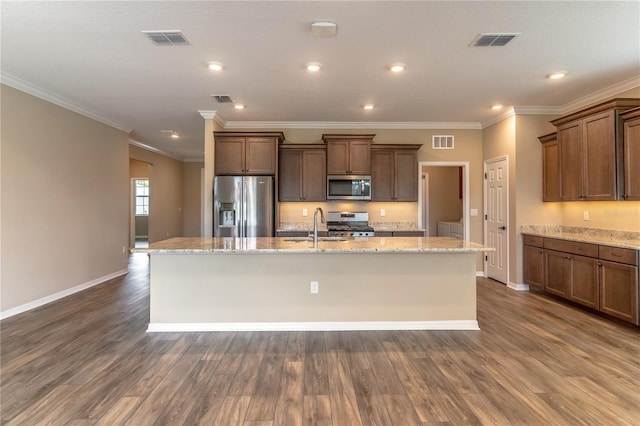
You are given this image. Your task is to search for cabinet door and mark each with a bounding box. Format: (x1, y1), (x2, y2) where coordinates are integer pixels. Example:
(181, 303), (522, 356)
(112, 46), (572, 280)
(245, 138), (276, 175)
(326, 140), (349, 174)
(542, 139), (560, 201)
(278, 150), (303, 201)
(623, 117), (640, 200)
(371, 150), (394, 201)
(302, 149), (326, 201)
(557, 121), (583, 200)
(545, 250), (568, 297)
(394, 150), (418, 201)
(583, 110), (616, 200)
(523, 245), (545, 291)
(349, 141), (372, 174)
(567, 254), (599, 309)
(215, 137), (245, 175)
(599, 260), (639, 325)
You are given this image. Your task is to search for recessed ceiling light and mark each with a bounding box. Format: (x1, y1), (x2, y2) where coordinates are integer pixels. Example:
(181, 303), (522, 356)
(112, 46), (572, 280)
(208, 62), (224, 71)
(546, 71), (567, 80)
(234, 104), (245, 110)
(390, 63), (405, 73)
(491, 104), (504, 110)
(171, 133), (179, 139)
(363, 104), (375, 110)
(306, 62), (321, 72)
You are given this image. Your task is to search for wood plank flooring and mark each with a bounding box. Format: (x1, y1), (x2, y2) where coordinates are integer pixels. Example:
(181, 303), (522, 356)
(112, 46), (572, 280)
(1, 253), (639, 425)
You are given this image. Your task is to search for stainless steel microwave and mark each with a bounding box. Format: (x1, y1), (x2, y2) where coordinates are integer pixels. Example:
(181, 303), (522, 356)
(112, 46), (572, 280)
(327, 175), (372, 200)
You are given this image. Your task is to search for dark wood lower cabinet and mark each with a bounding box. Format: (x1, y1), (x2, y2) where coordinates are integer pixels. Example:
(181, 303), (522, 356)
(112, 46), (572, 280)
(567, 254), (598, 309)
(599, 260), (639, 324)
(524, 236), (639, 325)
(545, 250), (569, 297)
(523, 245), (545, 291)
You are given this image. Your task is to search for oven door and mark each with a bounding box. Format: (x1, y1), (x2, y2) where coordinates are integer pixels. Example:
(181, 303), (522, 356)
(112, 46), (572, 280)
(327, 175), (371, 200)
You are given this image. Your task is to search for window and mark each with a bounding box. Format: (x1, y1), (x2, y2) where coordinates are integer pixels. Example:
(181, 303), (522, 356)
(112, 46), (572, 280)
(135, 179), (149, 215)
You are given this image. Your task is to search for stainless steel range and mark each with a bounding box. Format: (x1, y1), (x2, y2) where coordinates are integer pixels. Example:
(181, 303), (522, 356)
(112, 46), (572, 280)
(327, 211), (375, 237)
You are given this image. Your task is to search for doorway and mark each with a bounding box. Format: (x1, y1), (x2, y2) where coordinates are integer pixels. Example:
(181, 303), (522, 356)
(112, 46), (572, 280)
(418, 162), (469, 240)
(484, 156), (509, 285)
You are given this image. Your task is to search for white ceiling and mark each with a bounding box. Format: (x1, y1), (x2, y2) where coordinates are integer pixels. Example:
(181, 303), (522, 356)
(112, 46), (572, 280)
(2, 1), (639, 159)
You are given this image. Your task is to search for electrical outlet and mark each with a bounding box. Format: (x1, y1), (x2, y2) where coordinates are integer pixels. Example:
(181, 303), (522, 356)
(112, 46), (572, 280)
(380, 208), (386, 217)
(302, 208), (308, 217)
(583, 211), (590, 221)
(310, 281), (319, 294)
(122, 245), (126, 254)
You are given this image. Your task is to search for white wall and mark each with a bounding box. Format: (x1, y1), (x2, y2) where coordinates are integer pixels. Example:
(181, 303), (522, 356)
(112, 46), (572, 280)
(1, 84), (130, 314)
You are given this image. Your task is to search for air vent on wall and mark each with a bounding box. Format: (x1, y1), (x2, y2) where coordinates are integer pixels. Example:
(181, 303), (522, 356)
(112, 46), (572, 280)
(470, 33), (520, 47)
(433, 135), (454, 149)
(212, 95), (234, 103)
(142, 30), (190, 45)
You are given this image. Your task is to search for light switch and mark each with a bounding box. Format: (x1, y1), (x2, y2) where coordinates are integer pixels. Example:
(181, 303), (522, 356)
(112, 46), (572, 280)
(470, 209), (478, 216)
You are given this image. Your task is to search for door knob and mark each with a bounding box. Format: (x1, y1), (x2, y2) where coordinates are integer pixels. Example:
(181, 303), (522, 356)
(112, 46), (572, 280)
(498, 226), (506, 230)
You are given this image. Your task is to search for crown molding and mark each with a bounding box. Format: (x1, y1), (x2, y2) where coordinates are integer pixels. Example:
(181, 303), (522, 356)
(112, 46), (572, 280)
(1, 71), (133, 133)
(222, 120), (482, 130)
(183, 158), (205, 163)
(560, 76), (640, 115)
(512, 106), (563, 115)
(198, 110), (226, 128)
(129, 139), (182, 161)
(481, 107), (515, 128)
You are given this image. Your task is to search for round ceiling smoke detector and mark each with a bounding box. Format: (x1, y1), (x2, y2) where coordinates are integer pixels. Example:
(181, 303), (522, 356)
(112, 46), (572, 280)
(311, 21), (337, 37)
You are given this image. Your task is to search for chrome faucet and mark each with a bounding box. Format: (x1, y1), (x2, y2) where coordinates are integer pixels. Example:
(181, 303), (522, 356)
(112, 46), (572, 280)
(313, 207), (325, 244)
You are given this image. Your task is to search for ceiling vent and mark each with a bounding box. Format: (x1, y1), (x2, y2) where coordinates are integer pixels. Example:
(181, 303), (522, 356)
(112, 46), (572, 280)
(311, 21), (337, 37)
(470, 33), (519, 47)
(142, 31), (190, 46)
(212, 95), (234, 103)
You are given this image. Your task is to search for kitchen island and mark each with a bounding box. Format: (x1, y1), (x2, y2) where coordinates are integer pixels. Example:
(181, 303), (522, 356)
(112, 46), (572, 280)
(141, 237), (493, 332)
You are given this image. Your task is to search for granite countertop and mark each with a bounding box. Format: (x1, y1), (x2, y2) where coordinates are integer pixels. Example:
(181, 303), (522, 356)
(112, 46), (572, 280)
(521, 226), (640, 250)
(138, 236), (493, 254)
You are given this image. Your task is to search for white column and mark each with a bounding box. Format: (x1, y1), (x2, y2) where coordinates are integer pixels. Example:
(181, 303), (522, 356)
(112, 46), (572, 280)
(198, 111), (223, 237)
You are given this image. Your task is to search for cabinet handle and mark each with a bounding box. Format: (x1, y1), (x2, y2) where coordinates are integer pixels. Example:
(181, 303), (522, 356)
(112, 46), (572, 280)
(499, 226), (506, 230)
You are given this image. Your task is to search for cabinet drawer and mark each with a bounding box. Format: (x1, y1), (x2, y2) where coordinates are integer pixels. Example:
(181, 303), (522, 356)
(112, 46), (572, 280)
(523, 235), (544, 248)
(599, 246), (638, 266)
(543, 238), (598, 257)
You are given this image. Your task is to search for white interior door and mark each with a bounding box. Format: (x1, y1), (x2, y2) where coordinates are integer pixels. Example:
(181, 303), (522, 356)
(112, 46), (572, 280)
(485, 157), (508, 284)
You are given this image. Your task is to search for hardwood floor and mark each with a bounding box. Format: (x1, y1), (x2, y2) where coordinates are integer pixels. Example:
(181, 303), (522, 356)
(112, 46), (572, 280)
(1, 253), (639, 425)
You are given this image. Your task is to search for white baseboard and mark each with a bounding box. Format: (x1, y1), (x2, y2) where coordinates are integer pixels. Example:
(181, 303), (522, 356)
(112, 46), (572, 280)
(508, 281), (530, 291)
(476, 271), (486, 277)
(0, 269), (128, 320)
(147, 320), (480, 332)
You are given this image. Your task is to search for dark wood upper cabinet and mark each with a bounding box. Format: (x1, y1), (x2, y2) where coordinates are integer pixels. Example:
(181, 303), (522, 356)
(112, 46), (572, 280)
(278, 144), (326, 202)
(550, 98), (640, 201)
(538, 132), (560, 202)
(621, 107), (640, 200)
(322, 134), (374, 175)
(214, 132), (284, 175)
(371, 144), (421, 201)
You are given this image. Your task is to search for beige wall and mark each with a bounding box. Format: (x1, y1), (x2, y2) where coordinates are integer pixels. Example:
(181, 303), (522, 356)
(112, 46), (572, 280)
(561, 201), (640, 231)
(1, 84), (129, 312)
(423, 166), (463, 236)
(182, 162), (203, 237)
(129, 145), (184, 243)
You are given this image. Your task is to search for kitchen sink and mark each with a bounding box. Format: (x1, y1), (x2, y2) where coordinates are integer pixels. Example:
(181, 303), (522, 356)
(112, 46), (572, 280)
(283, 237), (348, 242)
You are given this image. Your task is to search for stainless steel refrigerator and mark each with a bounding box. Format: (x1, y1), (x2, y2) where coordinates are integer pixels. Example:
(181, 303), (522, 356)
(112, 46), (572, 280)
(213, 176), (274, 237)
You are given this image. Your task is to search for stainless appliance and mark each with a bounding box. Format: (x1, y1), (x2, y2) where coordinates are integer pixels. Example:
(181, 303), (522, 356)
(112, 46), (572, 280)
(327, 211), (375, 237)
(214, 176), (274, 237)
(327, 175), (371, 200)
